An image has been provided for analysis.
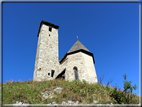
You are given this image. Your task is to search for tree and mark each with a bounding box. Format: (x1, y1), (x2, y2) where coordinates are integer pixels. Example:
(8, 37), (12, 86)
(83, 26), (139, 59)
(123, 73), (137, 103)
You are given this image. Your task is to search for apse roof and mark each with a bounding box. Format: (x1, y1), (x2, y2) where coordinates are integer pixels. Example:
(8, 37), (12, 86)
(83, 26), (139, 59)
(67, 40), (90, 53)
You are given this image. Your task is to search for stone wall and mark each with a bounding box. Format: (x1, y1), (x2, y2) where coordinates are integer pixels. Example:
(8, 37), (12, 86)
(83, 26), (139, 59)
(65, 52), (84, 82)
(33, 24), (59, 81)
(58, 58), (68, 78)
(59, 52), (98, 84)
(81, 52), (98, 84)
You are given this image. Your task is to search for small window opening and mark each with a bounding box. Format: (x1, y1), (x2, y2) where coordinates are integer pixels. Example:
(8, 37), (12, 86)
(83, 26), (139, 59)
(48, 73), (50, 76)
(73, 67), (78, 80)
(49, 34), (50, 36)
(49, 27), (52, 32)
(51, 70), (55, 77)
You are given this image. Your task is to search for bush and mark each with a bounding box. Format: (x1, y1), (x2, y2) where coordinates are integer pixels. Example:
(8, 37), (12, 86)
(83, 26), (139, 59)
(110, 86), (126, 104)
(109, 73), (137, 104)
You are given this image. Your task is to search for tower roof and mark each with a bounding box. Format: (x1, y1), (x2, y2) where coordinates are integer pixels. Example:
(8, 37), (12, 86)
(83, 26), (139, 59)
(67, 40), (90, 53)
(37, 20), (59, 37)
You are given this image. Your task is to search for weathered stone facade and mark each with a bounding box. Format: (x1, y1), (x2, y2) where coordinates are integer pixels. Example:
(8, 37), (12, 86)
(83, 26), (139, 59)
(33, 20), (98, 84)
(33, 21), (59, 81)
(58, 52), (97, 83)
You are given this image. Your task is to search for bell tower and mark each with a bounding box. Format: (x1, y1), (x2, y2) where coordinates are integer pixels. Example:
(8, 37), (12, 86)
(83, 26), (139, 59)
(33, 20), (59, 81)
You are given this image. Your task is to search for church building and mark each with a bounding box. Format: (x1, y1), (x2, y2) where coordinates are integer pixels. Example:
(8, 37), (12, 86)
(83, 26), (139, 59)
(33, 20), (98, 84)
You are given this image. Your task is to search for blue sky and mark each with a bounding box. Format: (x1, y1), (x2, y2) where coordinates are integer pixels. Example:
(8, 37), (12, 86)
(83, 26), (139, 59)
(2, 3), (140, 96)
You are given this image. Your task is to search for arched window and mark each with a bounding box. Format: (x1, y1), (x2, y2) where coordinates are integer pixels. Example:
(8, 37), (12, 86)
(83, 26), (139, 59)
(73, 67), (78, 80)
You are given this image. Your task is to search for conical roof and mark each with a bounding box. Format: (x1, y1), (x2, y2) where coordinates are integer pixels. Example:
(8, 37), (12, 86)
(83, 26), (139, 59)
(60, 40), (95, 64)
(68, 40), (90, 53)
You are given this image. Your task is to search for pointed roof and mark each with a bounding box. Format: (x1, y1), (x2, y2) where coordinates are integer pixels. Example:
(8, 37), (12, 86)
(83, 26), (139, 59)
(60, 40), (95, 64)
(67, 40), (90, 53)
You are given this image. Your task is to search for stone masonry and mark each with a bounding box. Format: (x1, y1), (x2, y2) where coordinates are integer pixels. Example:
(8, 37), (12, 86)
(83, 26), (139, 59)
(33, 21), (59, 81)
(33, 20), (98, 84)
(58, 52), (97, 83)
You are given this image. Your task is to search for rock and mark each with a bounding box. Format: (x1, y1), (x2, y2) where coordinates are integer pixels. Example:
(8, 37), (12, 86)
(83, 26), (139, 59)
(21, 103), (29, 106)
(48, 95), (52, 99)
(18, 101), (22, 104)
(40, 92), (44, 95)
(62, 101), (67, 105)
(15, 101), (19, 104)
(13, 101), (29, 106)
(110, 103), (114, 107)
(14, 101), (23, 105)
(42, 94), (48, 99)
(52, 102), (56, 104)
(53, 87), (62, 93)
(61, 100), (79, 105)
(41, 87), (62, 100)
(68, 100), (74, 104)
(93, 100), (97, 103)
(47, 103), (51, 105)
(41, 90), (55, 99)
(75, 101), (79, 104)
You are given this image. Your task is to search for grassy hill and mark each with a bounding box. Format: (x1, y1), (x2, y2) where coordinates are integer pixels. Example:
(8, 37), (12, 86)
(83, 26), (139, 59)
(2, 79), (140, 106)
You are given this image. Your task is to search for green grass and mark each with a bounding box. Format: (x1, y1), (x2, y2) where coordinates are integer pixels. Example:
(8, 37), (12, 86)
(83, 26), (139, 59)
(2, 79), (140, 105)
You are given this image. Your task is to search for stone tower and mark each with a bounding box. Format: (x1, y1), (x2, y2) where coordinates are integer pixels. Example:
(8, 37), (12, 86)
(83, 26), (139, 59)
(33, 20), (59, 81)
(58, 40), (98, 84)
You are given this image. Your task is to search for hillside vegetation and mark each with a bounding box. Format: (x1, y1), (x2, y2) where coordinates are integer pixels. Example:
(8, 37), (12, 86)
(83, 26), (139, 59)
(2, 74), (140, 106)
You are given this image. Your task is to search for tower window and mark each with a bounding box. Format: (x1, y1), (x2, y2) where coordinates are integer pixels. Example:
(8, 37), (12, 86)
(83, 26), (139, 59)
(49, 27), (52, 32)
(49, 34), (50, 36)
(48, 73), (50, 76)
(73, 67), (78, 80)
(51, 70), (55, 77)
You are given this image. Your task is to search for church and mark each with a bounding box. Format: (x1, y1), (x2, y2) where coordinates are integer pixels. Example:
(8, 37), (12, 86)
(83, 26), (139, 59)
(33, 20), (98, 84)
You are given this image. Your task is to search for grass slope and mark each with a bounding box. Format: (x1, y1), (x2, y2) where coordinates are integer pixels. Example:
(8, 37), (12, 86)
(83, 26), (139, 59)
(2, 79), (140, 105)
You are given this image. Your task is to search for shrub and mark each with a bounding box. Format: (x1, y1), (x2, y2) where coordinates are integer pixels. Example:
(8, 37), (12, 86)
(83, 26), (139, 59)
(109, 73), (137, 104)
